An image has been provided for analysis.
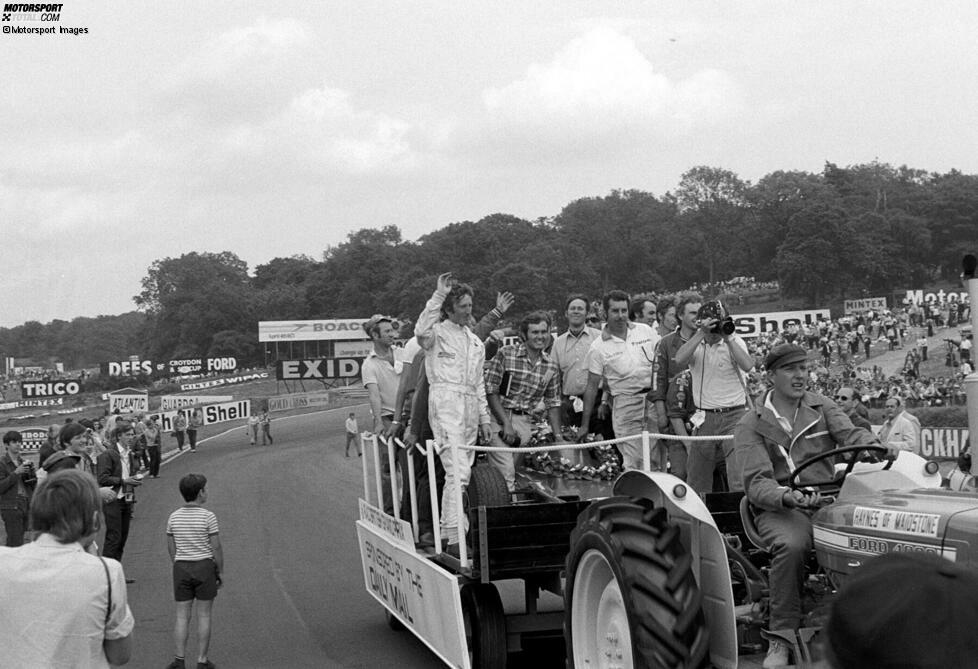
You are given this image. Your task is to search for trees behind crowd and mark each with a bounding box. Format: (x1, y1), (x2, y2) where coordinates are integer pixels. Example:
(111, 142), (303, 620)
(2, 160), (978, 369)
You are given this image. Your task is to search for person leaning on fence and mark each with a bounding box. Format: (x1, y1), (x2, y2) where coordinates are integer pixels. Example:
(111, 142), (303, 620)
(0, 469), (134, 667)
(484, 310), (564, 491)
(415, 272), (492, 552)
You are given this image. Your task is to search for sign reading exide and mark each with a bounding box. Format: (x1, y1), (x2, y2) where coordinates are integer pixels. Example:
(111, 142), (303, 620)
(275, 358), (364, 380)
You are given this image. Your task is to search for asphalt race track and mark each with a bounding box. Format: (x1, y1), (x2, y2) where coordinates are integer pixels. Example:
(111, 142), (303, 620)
(120, 406), (568, 669)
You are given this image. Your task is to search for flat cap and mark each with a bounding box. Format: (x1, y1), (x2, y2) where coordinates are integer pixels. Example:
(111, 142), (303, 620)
(764, 343), (808, 371)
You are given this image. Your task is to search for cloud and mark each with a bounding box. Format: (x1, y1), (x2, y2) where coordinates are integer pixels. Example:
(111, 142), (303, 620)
(476, 26), (742, 156)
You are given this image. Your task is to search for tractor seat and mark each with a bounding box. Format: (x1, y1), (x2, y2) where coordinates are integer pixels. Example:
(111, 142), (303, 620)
(739, 495), (770, 552)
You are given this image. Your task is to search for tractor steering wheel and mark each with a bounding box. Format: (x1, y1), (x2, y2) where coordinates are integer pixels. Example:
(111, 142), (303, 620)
(789, 445), (892, 494)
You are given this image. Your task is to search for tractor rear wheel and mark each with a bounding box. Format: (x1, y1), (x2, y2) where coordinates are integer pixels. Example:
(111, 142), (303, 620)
(461, 582), (507, 669)
(565, 497), (709, 669)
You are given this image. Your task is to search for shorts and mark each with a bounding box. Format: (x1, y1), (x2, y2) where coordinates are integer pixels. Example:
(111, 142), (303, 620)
(173, 559), (219, 601)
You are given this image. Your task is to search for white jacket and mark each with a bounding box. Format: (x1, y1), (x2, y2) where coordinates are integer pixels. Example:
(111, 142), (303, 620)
(881, 410), (922, 454)
(416, 289), (490, 424)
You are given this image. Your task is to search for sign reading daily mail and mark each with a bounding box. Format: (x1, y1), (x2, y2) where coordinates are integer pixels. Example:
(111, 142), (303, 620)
(731, 309), (831, 338)
(259, 319), (370, 342)
(160, 395), (234, 411)
(843, 297), (887, 314)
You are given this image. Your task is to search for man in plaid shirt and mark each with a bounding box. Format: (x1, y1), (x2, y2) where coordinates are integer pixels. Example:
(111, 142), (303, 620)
(484, 310), (564, 490)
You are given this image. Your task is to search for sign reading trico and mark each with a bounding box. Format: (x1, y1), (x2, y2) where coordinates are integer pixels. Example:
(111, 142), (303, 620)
(21, 379), (81, 398)
(275, 358), (363, 380)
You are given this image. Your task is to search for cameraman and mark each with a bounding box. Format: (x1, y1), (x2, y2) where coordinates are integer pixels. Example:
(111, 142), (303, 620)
(675, 300), (754, 494)
(0, 430), (37, 546)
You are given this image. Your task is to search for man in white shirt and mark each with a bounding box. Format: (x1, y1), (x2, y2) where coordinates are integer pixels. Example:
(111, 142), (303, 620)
(675, 300), (754, 494)
(344, 413), (361, 457)
(879, 396), (922, 454)
(551, 294), (602, 432)
(578, 290), (660, 470)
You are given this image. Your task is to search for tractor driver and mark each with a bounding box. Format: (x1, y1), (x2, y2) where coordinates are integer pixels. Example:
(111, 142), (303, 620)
(734, 343), (887, 668)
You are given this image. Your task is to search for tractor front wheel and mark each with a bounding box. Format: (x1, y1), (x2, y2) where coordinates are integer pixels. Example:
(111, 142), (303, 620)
(565, 497), (709, 669)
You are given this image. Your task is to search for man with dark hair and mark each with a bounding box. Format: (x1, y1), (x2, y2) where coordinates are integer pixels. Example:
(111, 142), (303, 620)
(656, 295), (678, 339)
(579, 290), (660, 470)
(0, 430), (36, 546)
(629, 295), (658, 329)
(166, 473), (223, 669)
(416, 272), (492, 551)
(676, 299), (754, 493)
(361, 313), (403, 515)
(834, 387), (872, 432)
(552, 294), (602, 431)
(650, 292), (702, 479)
(735, 343), (883, 668)
(0, 469), (134, 667)
(485, 310), (564, 490)
(97, 420), (142, 571)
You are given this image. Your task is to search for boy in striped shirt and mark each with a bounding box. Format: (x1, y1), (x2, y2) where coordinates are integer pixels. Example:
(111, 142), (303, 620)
(166, 473), (224, 669)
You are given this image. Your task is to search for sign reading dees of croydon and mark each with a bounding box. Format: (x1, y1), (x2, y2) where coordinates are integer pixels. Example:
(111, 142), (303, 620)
(259, 320), (370, 342)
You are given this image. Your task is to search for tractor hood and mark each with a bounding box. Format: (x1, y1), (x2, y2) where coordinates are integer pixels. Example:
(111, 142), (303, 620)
(813, 487), (978, 576)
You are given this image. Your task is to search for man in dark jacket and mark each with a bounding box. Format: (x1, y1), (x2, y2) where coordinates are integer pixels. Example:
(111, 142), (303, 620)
(735, 344), (886, 668)
(0, 431), (36, 546)
(97, 420), (142, 570)
(834, 387), (872, 432)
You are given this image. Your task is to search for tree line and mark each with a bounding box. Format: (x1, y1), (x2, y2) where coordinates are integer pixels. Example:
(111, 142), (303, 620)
(3, 161), (977, 370)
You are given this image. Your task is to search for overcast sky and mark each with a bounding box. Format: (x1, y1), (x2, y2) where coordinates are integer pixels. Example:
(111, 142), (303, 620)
(3, 1), (978, 327)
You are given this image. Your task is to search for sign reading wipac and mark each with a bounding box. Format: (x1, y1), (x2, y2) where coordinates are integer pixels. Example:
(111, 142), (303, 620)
(276, 358), (364, 380)
(731, 309), (831, 339)
(843, 297), (887, 314)
(259, 319), (370, 342)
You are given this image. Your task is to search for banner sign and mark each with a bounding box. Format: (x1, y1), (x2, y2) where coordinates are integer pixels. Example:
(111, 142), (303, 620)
(275, 358), (363, 380)
(179, 372), (268, 391)
(100, 360), (160, 376)
(0, 398), (64, 411)
(158, 399), (251, 432)
(919, 427), (969, 461)
(902, 289), (969, 305)
(109, 392), (148, 414)
(159, 395), (234, 411)
(21, 379), (82, 398)
(258, 319), (370, 342)
(731, 309), (831, 338)
(267, 391), (333, 412)
(356, 520), (468, 669)
(13, 427), (49, 452)
(334, 341), (375, 358)
(843, 297), (887, 314)
(167, 357), (238, 375)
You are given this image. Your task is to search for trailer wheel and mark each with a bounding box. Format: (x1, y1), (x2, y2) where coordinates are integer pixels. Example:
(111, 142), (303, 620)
(461, 582), (507, 669)
(565, 497), (709, 669)
(385, 610), (405, 631)
(467, 463), (510, 509)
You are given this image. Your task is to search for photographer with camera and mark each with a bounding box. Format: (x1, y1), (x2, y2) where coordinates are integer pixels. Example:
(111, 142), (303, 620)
(485, 311), (564, 491)
(0, 430), (37, 546)
(674, 299), (754, 494)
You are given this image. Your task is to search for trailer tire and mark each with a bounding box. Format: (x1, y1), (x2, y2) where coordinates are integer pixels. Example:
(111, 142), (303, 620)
(467, 462), (510, 509)
(565, 497), (709, 669)
(461, 582), (507, 669)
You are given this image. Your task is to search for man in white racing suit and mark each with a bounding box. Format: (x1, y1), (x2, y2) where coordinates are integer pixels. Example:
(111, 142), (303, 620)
(416, 272), (492, 550)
